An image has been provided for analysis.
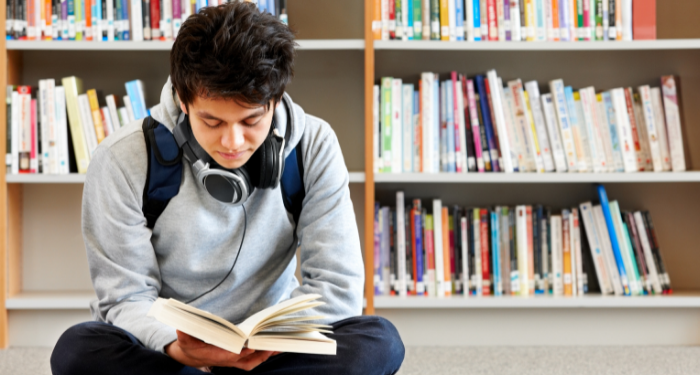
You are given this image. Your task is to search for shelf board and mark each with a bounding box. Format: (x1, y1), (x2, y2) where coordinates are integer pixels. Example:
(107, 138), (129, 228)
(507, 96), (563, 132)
(7, 171), (366, 184)
(6, 291), (95, 310)
(6, 39), (365, 51)
(374, 39), (700, 51)
(373, 293), (700, 309)
(374, 172), (700, 184)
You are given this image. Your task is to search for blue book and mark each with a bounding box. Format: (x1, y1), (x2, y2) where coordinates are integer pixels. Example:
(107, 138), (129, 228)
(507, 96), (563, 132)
(454, 0), (464, 41)
(413, 90), (420, 168)
(414, 204), (424, 295)
(473, 0), (481, 41)
(491, 210), (501, 296)
(258, 0), (266, 12)
(267, 0), (276, 15)
(407, 0), (414, 40)
(68, 0), (76, 40)
(445, 80), (456, 172)
(596, 184), (631, 296)
(474, 75), (500, 172)
(125, 80), (147, 120)
(534, 205), (544, 294)
(433, 76), (440, 173)
(602, 92), (624, 172)
(121, 0), (129, 40)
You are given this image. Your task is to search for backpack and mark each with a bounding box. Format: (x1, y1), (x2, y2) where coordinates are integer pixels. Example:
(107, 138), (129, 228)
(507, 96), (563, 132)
(140, 116), (305, 229)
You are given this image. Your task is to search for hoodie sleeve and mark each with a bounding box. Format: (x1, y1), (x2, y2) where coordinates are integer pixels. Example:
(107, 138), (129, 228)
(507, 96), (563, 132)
(290, 118), (365, 322)
(82, 143), (177, 352)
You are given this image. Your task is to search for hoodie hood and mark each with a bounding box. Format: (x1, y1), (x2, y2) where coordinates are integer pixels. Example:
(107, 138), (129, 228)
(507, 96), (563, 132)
(149, 77), (306, 158)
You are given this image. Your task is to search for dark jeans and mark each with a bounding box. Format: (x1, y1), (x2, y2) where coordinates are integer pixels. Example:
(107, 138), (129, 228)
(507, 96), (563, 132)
(50, 316), (405, 375)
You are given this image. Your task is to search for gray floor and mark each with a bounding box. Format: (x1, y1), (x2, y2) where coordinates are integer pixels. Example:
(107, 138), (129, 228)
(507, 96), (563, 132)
(2, 346), (700, 374)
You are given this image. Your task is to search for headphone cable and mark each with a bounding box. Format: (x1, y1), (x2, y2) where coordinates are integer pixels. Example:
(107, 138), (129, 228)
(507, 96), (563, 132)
(185, 205), (247, 304)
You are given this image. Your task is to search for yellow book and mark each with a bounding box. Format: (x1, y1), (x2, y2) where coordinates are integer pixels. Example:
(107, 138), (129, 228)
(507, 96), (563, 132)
(372, 0), (381, 40)
(523, 91), (543, 173)
(439, 0), (450, 41)
(442, 208), (451, 296)
(562, 211), (573, 296)
(525, 0), (536, 41)
(87, 89), (106, 143)
(61, 77), (90, 173)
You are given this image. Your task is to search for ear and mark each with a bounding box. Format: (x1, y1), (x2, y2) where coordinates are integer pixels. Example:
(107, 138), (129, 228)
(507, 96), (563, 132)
(177, 93), (188, 115)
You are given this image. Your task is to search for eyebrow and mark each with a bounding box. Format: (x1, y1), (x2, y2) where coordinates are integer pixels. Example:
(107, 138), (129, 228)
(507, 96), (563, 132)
(196, 107), (266, 122)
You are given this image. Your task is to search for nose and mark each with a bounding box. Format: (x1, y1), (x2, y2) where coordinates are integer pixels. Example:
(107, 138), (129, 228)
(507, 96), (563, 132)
(221, 124), (245, 150)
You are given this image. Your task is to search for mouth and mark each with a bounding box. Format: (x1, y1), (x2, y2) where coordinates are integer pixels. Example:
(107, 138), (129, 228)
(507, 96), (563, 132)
(217, 150), (246, 160)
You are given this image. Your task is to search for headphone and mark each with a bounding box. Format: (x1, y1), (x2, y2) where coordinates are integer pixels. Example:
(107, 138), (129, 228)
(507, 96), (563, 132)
(172, 111), (286, 206)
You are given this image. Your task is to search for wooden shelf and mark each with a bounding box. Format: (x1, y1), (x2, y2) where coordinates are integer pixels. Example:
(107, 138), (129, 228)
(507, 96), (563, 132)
(6, 39), (365, 51)
(374, 172), (700, 184)
(6, 291), (95, 310)
(374, 293), (700, 309)
(375, 39), (700, 51)
(6, 171), (366, 184)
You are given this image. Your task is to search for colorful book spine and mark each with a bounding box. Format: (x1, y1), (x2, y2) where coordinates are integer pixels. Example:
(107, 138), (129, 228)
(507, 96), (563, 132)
(579, 202), (613, 295)
(487, 0), (498, 40)
(374, 203), (382, 295)
(455, 0), (464, 40)
(466, 79), (485, 172)
(433, 199), (446, 297)
(564, 86), (589, 172)
(480, 208), (491, 295)
(475, 75), (500, 172)
(381, 77), (393, 173)
(660, 76), (686, 172)
(491, 210), (502, 296)
(402, 84), (414, 173)
(442, 207), (452, 296)
(610, 201), (642, 295)
(473, 0), (482, 41)
(549, 79), (578, 171)
(596, 184), (631, 296)
(487, 70), (514, 173)
(638, 85), (662, 172)
(516, 205), (528, 295)
(413, 201), (425, 295)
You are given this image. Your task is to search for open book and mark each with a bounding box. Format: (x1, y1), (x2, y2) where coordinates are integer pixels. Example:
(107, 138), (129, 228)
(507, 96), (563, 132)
(147, 294), (336, 355)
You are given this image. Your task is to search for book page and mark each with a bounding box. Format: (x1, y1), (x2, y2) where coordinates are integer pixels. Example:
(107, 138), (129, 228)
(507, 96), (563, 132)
(236, 294), (322, 336)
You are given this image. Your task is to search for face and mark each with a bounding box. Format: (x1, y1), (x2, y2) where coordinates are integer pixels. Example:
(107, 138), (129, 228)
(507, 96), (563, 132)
(180, 94), (278, 170)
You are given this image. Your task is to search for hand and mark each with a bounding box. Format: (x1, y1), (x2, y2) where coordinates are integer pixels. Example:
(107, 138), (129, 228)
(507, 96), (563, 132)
(165, 330), (277, 371)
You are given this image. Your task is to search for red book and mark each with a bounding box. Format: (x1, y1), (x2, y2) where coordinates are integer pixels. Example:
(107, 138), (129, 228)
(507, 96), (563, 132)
(425, 215), (435, 297)
(623, 88), (644, 171)
(480, 209), (491, 295)
(633, 0), (656, 40)
(151, 0), (162, 39)
(388, 0), (396, 39)
(30, 99), (37, 174)
(487, 0), (498, 41)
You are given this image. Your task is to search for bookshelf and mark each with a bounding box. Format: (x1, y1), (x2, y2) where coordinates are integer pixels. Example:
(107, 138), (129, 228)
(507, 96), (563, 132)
(2, 0), (700, 348)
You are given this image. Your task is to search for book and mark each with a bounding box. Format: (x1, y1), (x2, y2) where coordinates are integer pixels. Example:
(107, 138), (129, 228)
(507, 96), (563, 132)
(148, 294), (336, 355)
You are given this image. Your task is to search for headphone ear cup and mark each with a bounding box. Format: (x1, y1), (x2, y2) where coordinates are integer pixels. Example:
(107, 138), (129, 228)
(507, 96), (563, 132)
(236, 166), (253, 198)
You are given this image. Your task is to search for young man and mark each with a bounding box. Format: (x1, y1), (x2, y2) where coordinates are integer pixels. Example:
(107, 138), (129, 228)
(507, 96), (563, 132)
(50, 2), (404, 374)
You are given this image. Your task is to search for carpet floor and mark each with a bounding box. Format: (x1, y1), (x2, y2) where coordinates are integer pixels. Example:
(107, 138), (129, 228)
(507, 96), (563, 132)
(2, 346), (700, 374)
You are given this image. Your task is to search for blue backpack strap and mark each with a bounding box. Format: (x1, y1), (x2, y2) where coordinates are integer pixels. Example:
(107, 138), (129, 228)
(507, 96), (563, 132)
(280, 142), (305, 225)
(142, 117), (183, 229)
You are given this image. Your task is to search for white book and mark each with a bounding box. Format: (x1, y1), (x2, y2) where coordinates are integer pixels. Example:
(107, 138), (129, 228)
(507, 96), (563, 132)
(455, 79), (470, 173)
(130, 0), (144, 41)
(516, 205), (528, 296)
(631, 91), (653, 171)
(148, 294), (335, 355)
(497, 0), (506, 41)
(163, 0), (173, 40)
(54, 87), (70, 174)
(638, 86), (663, 172)
(422, 0), (430, 39)
(78, 94), (99, 157)
(380, 0), (389, 40)
(650, 87), (672, 171)
(480, 0), (489, 39)
(621, 0), (632, 41)
(633, 212), (663, 295)
(373, 85), (380, 173)
(402, 84), (413, 173)
(19, 93), (31, 173)
(549, 79), (578, 172)
(38, 80), (50, 174)
(579, 202), (613, 295)
(104, 95), (121, 129)
(10, 91), (21, 174)
(579, 88), (606, 173)
(559, 0), (570, 41)
(106, 0), (115, 40)
(573, 95), (594, 172)
(44, 79), (58, 174)
(610, 88), (639, 172)
(523, 91), (545, 173)
(461, 216), (470, 296)
(572, 208), (584, 296)
(601, 92), (625, 172)
(540, 94), (568, 172)
(593, 205), (623, 296)
(421, 73), (434, 173)
(535, 0), (546, 41)
(433, 199), (445, 298)
(551, 215), (563, 296)
(500, 86), (523, 173)
(487, 71), (514, 173)
(593, 94), (615, 172)
(396, 192), (407, 297)
(566, 210), (577, 296)
(101, 107), (114, 136)
(465, 0), (475, 41)
(117, 107), (130, 128)
(660, 76), (686, 172)
(123, 95), (136, 122)
(524, 81), (555, 172)
(510, 0), (521, 41)
(381, 207), (391, 295)
(602, 0), (609, 40)
(508, 80), (535, 172)
(544, 0), (554, 40)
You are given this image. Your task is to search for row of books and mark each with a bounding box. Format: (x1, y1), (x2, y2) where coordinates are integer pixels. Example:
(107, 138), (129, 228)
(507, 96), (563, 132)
(374, 184), (672, 298)
(371, 0), (657, 42)
(373, 71), (686, 174)
(5, 77), (148, 174)
(4, 0), (287, 41)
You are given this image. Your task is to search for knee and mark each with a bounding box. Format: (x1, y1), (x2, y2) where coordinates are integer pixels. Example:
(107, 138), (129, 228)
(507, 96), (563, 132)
(339, 316), (405, 375)
(51, 322), (112, 375)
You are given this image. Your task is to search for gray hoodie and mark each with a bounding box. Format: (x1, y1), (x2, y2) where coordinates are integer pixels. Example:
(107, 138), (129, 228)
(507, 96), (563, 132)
(82, 79), (364, 352)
